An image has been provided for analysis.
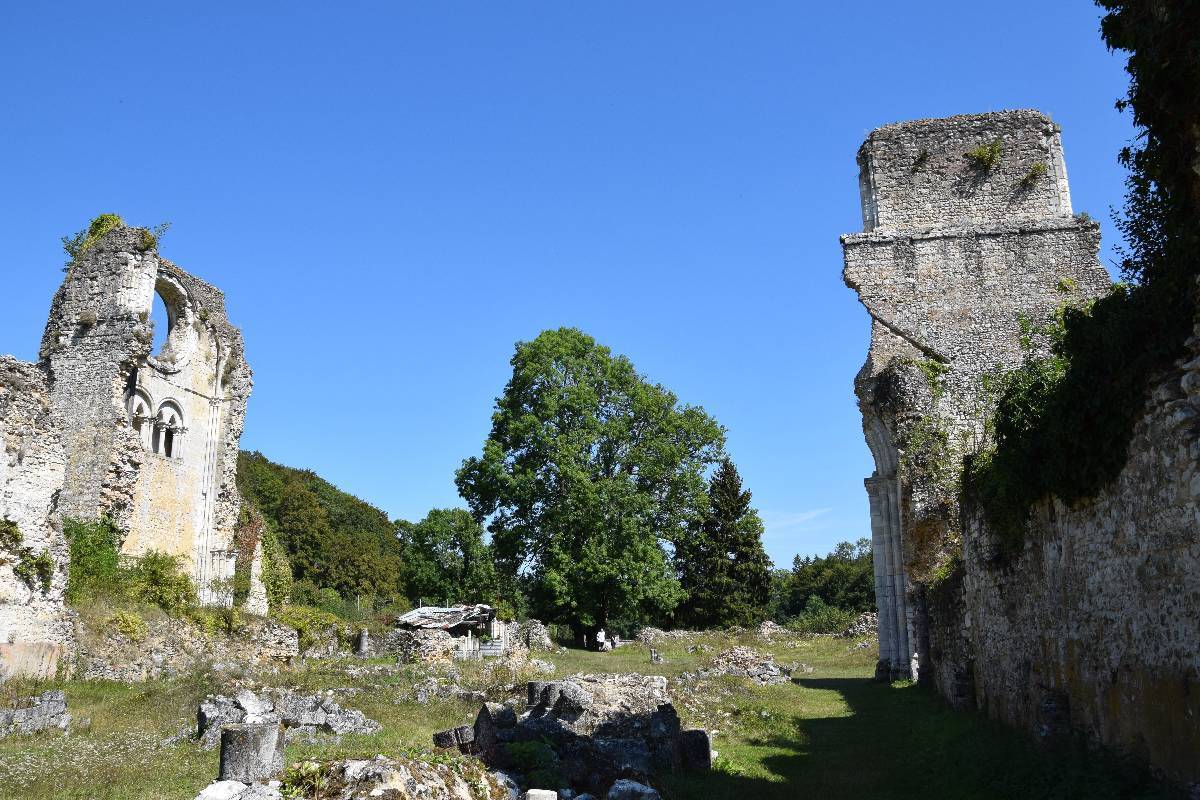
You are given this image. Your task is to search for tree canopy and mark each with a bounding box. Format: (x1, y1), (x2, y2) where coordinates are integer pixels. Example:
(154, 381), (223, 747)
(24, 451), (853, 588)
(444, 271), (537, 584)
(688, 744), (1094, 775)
(396, 508), (498, 607)
(456, 327), (725, 633)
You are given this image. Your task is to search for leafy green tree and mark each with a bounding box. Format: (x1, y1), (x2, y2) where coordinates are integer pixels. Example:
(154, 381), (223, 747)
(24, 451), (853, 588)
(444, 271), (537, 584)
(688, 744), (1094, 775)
(675, 458), (771, 628)
(237, 451), (404, 603)
(774, 538), (874, 621)
(397, 508), (498, 605)
(456, 328), (724, 637)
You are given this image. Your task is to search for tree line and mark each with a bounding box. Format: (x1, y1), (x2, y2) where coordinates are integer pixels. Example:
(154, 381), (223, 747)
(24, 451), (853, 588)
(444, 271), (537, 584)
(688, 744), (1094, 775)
(239, 328), (875, 634)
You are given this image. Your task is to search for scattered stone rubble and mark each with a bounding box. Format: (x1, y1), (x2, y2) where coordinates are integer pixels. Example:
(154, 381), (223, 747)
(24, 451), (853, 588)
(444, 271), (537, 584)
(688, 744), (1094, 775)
(0, 690), (70, 738)
(434, 674), (710, 796)
(691, 647), (791, 685)
(197, 688), (380, 748)
(77, 616), (299, 682)
(839, 612), (878, 638)
(634, 628), (697, 644)
(193, 754), (511, 800)
(755, 620), (791, 640)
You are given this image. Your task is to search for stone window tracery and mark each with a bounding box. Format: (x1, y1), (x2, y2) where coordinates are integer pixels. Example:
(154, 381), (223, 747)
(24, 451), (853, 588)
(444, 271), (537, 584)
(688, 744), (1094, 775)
(152, 401), (185, 460)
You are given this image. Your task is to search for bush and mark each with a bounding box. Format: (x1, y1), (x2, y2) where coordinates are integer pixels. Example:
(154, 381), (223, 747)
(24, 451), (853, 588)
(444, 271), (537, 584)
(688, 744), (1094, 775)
(124, 551), (198, 615)
(61, 214), (124, 265)
(64, 518), (121, 604)
(276, 604), (345, 651)
(785, 596), (858, 635)
(109, 609), (148, 643)
(506, 739), (563, 790)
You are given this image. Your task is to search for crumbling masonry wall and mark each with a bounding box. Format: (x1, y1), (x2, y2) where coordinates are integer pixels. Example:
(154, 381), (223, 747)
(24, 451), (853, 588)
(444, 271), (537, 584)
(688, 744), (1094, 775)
(1, 223), (255, 677)
(844, 110), (1200, 787)
(844, 110), (1110, 681)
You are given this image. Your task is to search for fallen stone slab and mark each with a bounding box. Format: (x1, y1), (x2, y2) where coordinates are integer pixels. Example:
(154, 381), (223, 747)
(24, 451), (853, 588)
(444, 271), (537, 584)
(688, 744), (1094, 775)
(194, 779), (283, 800)
(606, 779), (660, 800)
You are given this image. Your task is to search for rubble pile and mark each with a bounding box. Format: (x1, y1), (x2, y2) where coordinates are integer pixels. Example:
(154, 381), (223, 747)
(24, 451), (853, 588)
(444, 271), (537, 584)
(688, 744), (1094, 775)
(511, 619), (553, 651)
(839, 611), (878, 638)
(700, 647), (791, 685)
(634, 627), (697, 644)
(193, 754), (510, 800)
(197, 688), (380, 748)
(379, 628), (457, 663)
(756, 620), (791, 640)
(0, 690), (70, 738)
(433, 674), (710, 796)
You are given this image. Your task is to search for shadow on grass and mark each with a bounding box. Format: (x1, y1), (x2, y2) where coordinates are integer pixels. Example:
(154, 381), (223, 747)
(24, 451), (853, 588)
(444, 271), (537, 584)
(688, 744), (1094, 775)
(661, 678), (1180, 800)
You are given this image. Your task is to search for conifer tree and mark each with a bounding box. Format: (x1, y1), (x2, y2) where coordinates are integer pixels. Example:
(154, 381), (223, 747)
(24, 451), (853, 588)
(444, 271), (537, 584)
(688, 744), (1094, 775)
(676, 458), (771, 628)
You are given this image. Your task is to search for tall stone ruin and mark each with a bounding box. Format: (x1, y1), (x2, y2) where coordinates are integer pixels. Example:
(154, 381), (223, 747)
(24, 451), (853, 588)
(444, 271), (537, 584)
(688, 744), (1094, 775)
(1, 222), (256, 678)
(842, 110), (1110, 681)
(845, 111), (1200, 788)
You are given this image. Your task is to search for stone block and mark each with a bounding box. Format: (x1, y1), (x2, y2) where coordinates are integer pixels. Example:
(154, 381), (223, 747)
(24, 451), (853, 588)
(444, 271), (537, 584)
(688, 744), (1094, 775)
(218, 723), (284, 783)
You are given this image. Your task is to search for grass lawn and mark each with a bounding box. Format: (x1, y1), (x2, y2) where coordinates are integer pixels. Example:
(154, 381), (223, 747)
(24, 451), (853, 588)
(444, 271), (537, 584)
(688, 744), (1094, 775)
(0, 634), (1179, 799)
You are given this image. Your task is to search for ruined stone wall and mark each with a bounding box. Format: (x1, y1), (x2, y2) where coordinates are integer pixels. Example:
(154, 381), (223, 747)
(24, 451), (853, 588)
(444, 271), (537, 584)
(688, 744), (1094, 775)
(37, 227), (254, 605)
(0, 357), (71, 678)
(937, 327), (1200, 786)
(844, 110), (1110, 680)
(0, 222), (256, 676)
(844, 110), (1200, 787)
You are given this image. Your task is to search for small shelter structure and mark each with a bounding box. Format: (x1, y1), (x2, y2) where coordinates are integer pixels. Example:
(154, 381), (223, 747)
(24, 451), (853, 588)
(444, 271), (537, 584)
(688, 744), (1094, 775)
(396, 604), (507, 660)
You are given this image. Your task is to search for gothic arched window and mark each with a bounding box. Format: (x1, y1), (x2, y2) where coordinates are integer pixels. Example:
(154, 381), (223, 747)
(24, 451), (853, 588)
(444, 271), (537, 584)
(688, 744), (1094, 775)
(154, 401), (185, 459)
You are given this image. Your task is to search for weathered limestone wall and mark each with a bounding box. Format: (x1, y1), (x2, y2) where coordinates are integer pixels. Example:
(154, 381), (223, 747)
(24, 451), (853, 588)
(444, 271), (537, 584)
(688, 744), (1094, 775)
(0, 358), (71, 678)
(844, 110), (1110, 680)
(845, 110), (1200, 787)
(1, 222), (256, 676)
(934, 328), (1200, 786)
(38, 227), (253, 605)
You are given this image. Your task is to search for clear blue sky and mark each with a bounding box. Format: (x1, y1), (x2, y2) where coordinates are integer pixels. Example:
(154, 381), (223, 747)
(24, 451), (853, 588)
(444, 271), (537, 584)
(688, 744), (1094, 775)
(1, 2), (1132, 568)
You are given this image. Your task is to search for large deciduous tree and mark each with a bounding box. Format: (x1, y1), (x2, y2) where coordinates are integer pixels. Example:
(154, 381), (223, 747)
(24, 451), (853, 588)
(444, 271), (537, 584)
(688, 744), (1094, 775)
(456, 328), (724, 636)
(397, 508), (498, 606)
(674, 458), (771, 628)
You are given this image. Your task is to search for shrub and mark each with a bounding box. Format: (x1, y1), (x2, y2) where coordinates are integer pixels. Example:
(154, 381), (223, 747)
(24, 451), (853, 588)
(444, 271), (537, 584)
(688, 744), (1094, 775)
(260, 525), (293, 611)
(61, 214), (125, 265)
(276, 604), (344, 651)
(109, 609), (148, 643)
(965, 140), (1002, 171)
(785, 596), (858, 635)
(506, 739), (563, 790)
(0, 519), (20, 552)
(14, 550), (54, 593)
(124, 551), (198, 615)
(1021, 161), (1048, 188)
(64, 517), (121, 604)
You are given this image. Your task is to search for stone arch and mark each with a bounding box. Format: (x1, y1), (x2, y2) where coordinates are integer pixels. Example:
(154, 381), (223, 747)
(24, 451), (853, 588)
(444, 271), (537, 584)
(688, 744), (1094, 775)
(147, 274), (196, 373)
(127, 387), (154, 451)
(153, 399), (185, 460)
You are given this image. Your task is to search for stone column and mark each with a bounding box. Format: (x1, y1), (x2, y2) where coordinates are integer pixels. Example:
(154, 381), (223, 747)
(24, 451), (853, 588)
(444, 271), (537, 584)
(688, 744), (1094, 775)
(217, 722), (284, 783)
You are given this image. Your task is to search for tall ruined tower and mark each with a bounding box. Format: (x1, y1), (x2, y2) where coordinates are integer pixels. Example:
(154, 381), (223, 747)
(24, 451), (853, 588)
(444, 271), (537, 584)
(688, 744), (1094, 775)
(36, 225), (254, 604)
(842, 111), (1110, 681)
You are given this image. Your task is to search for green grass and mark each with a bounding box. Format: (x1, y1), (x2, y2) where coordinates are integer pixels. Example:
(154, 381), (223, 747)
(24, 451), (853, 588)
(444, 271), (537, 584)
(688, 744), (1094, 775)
(0, 634), (1179, 799)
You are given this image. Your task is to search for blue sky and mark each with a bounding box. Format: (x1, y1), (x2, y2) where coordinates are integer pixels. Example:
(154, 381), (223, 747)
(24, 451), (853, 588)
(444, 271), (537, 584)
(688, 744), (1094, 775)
(0, 2), (1132, 568)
